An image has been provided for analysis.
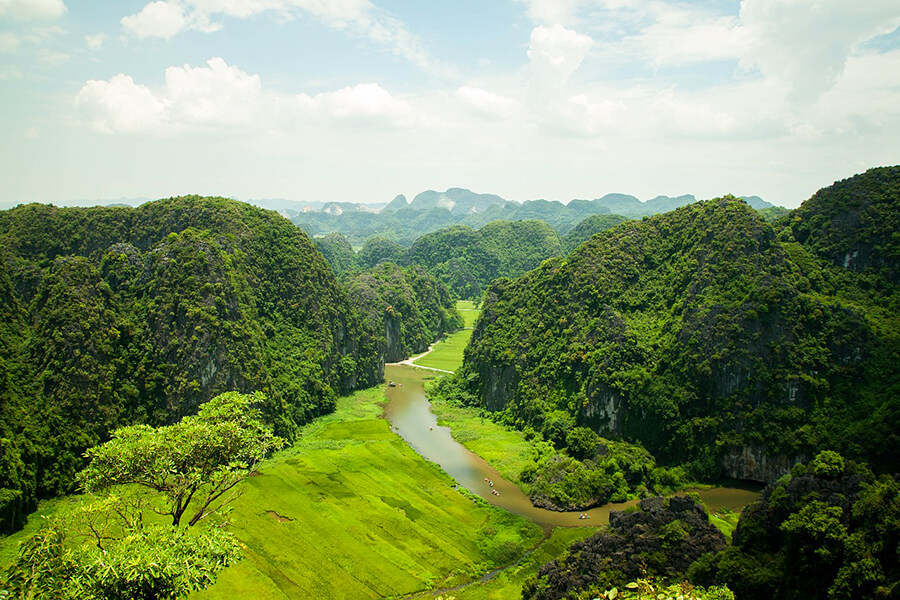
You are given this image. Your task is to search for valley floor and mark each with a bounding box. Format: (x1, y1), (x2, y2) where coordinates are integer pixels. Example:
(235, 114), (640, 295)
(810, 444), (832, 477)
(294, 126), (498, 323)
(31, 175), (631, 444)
(191, 387), (544, 599)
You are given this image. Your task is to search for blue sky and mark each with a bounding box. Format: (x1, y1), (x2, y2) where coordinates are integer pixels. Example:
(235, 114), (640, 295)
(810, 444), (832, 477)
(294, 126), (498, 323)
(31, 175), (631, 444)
(1, 0), (899, 208)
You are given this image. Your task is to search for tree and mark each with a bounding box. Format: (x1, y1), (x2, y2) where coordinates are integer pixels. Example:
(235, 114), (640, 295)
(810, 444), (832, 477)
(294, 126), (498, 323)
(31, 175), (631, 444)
(2, 392), (282, 599)
(565, 426), (599, 460)
(78, 391), (283, 527)
(3, 524), (241, 600)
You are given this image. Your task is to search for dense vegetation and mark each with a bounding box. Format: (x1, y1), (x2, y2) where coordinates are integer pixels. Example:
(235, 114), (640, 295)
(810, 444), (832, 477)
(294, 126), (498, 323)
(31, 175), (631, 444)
(524, 496), (728, 600)
(3, 392), (277, 599)
(561, 214), (630, 254)
(691, 451), (900, 600)
(345, 262), (462, 362)
(0, 197), (382, 532)
(355, 236), (407, 270)
(402, 220), (563, 298)
(443, 169), (899, 487)
(787, 165), (899, 285)
(314, 232), (357, 278)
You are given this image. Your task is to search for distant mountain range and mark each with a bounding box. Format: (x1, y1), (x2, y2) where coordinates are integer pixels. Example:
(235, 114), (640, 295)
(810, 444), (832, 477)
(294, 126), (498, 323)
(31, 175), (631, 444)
(289, 188), (780, 245)
(1, 188), (774, 218)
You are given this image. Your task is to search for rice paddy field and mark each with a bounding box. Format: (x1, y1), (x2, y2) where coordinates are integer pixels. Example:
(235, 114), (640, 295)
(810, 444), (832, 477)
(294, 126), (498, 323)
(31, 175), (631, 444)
(456, 300), (480, 328)
(413, 301), (480, 372)
(192, 386), (543, 599)
(429, 527), (596, 600)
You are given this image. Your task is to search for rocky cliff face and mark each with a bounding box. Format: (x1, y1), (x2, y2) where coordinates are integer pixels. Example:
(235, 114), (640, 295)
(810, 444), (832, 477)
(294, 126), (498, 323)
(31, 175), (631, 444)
(345, 262), (461, 366)
(525, 496), (726, 600)
(720, 445), (805, 483)
(789, 166), (899, 284)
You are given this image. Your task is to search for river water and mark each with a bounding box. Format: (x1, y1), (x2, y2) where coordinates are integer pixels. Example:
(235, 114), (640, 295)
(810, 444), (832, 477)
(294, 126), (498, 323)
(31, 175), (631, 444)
(383, 364), (760, 528)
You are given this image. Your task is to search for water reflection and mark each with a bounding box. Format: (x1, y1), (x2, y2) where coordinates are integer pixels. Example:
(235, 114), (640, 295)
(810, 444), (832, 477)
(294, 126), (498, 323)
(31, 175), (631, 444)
(384, 364), (760, 528)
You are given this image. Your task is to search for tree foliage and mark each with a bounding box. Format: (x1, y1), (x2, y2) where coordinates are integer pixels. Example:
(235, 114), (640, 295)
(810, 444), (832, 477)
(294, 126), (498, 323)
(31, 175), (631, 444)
(78, 391), (283, 527)
(524, 496), (727, 600)
(1, 391), (278, 599)
(402, 220), (563, 299)
(691, 451), (900, 600)
(344, 262), (463, 362)
(561, 214), (629, 254)
(3, 521), (241, 600)
(0, 197), (380, 532)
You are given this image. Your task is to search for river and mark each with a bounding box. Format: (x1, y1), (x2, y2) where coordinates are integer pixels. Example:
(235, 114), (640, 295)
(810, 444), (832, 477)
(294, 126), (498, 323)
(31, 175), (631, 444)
(383, 364), (760, 528)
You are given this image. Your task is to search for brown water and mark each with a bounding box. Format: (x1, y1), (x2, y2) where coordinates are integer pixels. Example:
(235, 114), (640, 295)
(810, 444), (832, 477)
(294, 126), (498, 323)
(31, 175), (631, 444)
(383, 364), (760, 528)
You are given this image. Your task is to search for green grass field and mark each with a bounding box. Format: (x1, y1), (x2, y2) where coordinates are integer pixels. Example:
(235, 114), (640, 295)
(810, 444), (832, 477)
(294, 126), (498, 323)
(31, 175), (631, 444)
(456, 300), (480, 328)
(413, 301), (479, 372)
(709, 510), (741, 543)
(1, 387), (543, 599)
(429, 527), (596, 599)
(413, 328), (473, 372)
(427, 395), (553, 494)
(192, 386), (543, 599)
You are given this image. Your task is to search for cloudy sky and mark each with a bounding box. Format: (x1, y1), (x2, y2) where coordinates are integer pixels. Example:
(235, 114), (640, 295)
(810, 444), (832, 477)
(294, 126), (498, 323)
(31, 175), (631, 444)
(2, 0), (899, 208)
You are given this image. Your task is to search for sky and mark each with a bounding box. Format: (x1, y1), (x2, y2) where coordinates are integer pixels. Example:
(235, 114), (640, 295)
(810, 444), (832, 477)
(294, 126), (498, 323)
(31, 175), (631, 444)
(1, 0), (899, 208)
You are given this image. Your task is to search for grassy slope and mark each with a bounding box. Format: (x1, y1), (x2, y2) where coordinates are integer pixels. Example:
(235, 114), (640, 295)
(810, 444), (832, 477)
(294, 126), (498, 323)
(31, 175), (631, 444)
(418, 302), (551, 493)
(429, 395), (551, 494)
(193, 387), (543, 599)
(708, 511), (741, 543)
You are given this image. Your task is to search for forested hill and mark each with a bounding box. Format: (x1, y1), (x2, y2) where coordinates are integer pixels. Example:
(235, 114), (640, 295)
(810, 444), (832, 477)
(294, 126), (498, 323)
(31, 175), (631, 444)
(788, 165), (899, 284)
(345, 263), (463, 363)
(402, 220), (563, 299)
(0, 196), (382, 532)
(454, 170), (899, 483)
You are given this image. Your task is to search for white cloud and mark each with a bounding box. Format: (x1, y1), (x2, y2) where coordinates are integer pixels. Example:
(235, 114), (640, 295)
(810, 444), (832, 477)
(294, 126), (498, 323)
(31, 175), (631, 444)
(0, 32), (18, 53)
(455, 86), (519, 119)
(165, 57), (262, 126)
(518, 0), (585, 25)
(633, 6), (745, 66)
(296, 82), (414, 128)
(74, 58), (417, 135)
(528, 25), (593, 89)
(75, 58), (263, 134)
(0, 0), (66, 19)
(75, 74), (166, 134)
(120, 0), (437, 72)
(85, 33), (104, 50)
(738, 0), (900, 104)
(121, 1), (189, 40)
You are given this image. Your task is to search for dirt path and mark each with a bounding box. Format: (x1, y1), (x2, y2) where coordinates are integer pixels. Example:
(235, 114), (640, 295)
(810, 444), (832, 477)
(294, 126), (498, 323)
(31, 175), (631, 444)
(387, 339), (454, 373)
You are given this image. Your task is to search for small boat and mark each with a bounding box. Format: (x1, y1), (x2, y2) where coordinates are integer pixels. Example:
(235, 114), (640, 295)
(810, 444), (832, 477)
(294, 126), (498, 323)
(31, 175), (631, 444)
(387, 381), (397, 387)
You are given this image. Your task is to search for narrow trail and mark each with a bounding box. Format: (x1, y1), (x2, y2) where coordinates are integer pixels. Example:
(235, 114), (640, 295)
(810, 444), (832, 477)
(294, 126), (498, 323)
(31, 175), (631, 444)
(386, 327), (474, 374)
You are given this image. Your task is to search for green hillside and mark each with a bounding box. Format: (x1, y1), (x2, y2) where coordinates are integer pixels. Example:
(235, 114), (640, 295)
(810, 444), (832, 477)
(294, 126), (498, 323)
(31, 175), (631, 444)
(561, 213), (630, 253)
(345, 263), (462, 362)
(448, 177), (899, 482)
(0, 197), (382, 532)
(403, 220), (563, 299)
